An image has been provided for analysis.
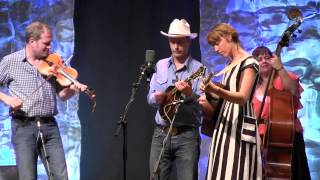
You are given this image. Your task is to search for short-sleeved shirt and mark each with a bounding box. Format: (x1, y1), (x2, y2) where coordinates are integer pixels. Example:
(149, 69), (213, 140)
(0, 49), (62, 117)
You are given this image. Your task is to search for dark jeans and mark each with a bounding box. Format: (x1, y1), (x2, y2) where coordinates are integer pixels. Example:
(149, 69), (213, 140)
(149, 126), (200, 180)
(11, 117), (68, 180)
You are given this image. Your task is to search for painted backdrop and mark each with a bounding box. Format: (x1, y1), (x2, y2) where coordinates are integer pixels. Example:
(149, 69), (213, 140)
(199, 0), (320, 180)
(0, 1), (80, 179)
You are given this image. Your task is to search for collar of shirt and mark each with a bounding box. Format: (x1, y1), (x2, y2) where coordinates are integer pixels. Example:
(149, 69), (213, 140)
(21, 48), (33, 65)
(167, 55), (193, 73)
(17, 49), (37, 71)
(16, 48), (27, 62)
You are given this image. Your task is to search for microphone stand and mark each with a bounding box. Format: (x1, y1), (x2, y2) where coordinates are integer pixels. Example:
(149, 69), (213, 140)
(150, 101), (182, 180)
(115, 63), (148, 180)
(36, 118), (53, 179)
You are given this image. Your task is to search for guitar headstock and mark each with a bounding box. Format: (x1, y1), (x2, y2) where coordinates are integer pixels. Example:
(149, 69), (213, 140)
(202, 73), (214, 86)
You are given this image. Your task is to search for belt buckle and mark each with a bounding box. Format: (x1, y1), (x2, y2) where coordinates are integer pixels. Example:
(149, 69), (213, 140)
(35, 117), (42, 122)
(164, 126), (178, 136)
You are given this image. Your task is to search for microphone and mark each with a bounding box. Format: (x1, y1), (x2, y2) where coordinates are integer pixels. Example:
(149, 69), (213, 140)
(145, 50), (155, 83)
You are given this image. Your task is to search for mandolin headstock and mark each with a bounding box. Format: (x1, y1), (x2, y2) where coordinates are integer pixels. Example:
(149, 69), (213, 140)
(186, 65), (206, 82)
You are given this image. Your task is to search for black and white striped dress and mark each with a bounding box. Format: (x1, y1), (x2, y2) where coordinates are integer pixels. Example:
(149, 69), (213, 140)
(206, 57), (262, 180)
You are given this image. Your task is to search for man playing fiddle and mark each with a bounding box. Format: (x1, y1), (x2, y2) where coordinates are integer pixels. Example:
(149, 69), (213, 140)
(0, 21), (87, 180)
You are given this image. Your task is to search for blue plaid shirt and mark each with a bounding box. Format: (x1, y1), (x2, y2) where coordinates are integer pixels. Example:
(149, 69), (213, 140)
(0, 49), (62, 117)
(147, 56), (205, 127)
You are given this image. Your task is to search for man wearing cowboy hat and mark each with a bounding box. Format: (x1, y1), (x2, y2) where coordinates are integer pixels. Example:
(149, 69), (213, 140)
(147, 19), (204, 180)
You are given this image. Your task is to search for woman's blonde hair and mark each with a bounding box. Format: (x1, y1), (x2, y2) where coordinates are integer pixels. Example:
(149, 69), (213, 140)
(207, 23), (240, 46)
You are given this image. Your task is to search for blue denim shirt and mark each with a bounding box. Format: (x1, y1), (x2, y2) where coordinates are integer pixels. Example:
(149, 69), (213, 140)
(147, 56), (205, 127)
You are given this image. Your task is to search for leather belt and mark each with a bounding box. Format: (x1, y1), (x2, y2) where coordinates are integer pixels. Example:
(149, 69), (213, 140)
(12, 116), (54, 123)
(157, 125), (195, 136)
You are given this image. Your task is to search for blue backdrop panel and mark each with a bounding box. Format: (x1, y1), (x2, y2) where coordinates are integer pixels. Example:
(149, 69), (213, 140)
(0, 1), (80, 179)
(199, 0), (320, 180)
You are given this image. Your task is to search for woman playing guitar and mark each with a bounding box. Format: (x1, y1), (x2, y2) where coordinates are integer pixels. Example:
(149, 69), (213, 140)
(200, 23), (262, 180)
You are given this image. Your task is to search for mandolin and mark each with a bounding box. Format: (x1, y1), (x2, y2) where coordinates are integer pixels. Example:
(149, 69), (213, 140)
(159, 65), (206, 121)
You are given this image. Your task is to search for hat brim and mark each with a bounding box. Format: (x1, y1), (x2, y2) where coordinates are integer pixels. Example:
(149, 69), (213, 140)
(160, 31), (198, 39)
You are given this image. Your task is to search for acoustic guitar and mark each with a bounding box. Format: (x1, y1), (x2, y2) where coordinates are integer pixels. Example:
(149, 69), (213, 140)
(200, 73), (224, 137)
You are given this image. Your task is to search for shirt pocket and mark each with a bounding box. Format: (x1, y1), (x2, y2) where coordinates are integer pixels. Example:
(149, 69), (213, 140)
(156, 77), (167, 85)
(241, 115), (257, 144)
(155, 76), (168, 92)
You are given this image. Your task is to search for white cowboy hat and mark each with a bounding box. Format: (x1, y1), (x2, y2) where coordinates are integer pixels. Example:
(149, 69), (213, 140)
(160, 19), (198, 39)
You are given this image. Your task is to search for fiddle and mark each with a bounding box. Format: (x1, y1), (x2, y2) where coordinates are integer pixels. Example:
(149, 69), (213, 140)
(37, 53), (96, 112)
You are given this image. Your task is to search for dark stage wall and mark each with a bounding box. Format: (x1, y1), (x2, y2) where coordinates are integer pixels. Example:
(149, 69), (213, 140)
(74, 0), (200, 179)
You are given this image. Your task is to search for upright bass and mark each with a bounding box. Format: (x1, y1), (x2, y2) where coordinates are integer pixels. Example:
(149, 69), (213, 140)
(257, 9), (303, 179)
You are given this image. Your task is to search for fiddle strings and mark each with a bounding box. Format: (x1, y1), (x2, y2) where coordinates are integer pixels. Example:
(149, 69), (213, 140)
(41, 53), (96, 112)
